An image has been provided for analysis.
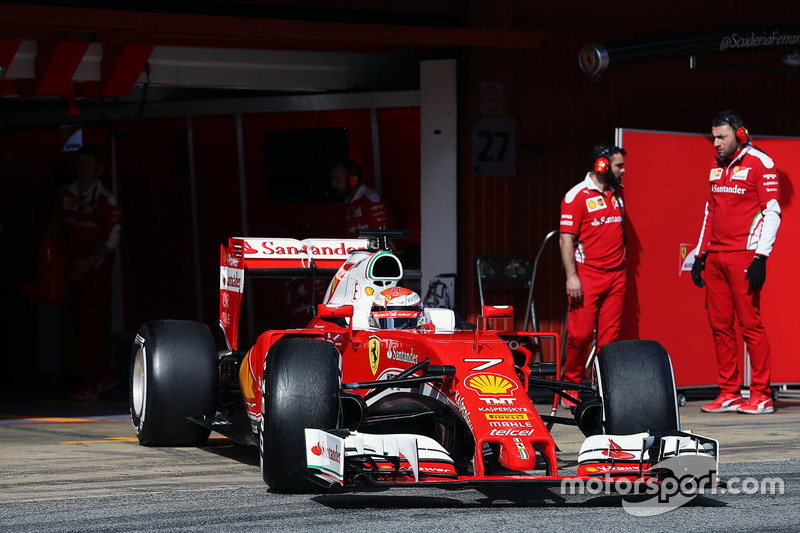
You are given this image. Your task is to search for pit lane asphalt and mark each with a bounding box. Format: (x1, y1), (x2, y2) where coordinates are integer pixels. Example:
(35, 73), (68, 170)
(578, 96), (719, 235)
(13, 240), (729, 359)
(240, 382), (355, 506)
(2, 389), (799, 532)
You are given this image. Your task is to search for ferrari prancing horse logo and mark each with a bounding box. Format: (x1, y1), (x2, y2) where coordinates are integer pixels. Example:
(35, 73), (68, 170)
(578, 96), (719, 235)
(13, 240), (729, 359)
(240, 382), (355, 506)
(368, 336), (380, 375)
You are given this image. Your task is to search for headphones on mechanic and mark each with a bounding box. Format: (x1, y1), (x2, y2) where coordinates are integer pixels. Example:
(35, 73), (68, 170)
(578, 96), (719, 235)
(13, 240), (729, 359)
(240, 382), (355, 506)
(734, 124), (750, 145)
(336, 158), (362, 189)
(718, 113), (750, 144)
(594, 147), (612, 175)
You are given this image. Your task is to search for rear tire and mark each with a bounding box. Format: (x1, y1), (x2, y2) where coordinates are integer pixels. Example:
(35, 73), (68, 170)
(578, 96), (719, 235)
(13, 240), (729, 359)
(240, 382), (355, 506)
(130, 320), (218, 446)
(260, 338), (340, 492)
(593, 340), (680, 434)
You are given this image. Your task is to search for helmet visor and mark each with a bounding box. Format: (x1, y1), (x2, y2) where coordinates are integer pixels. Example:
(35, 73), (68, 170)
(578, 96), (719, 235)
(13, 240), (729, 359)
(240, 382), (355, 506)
(370, 309), (421, 329)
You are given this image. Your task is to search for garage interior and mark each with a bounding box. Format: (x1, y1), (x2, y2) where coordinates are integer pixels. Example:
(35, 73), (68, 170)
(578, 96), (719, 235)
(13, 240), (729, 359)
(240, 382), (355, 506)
(2, 1), (799, 392)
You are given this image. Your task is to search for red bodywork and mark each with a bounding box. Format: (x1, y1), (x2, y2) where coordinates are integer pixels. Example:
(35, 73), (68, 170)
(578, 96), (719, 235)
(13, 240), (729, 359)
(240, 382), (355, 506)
(241, 319), (562, 477)
(218, 236), (638, 483)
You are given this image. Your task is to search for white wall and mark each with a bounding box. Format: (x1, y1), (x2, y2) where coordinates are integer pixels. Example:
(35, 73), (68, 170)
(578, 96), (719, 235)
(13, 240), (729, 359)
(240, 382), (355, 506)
(420, 59), (458, 304)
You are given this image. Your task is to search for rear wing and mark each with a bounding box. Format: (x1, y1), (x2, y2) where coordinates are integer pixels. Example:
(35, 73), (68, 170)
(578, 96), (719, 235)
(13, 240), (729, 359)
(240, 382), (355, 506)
(219, 237), (369, 350)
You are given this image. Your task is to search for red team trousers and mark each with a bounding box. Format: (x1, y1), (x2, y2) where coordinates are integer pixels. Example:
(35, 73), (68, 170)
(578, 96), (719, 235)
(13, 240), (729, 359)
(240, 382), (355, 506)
(563, 264), (626, 383)
(67, 261), (114, 384)
(705, 251), (771, 397)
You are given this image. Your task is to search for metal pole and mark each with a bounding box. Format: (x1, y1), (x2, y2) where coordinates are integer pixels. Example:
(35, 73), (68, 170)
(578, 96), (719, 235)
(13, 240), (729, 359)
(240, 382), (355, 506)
(524, 229), (559, 331)
(235, 113), (255, 342)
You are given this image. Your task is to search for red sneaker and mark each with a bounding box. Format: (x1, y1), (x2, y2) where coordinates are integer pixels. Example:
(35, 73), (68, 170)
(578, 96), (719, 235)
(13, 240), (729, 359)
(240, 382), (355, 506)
(560, 390), (580, 408)
(737, 392), (774, 414)
(701, 392), (743, 413)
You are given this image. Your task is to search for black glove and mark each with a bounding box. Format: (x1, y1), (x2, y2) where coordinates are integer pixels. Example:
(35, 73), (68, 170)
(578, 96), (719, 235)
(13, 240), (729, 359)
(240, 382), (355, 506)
(746, 255), (767, 291)
(691, 253), (707, 288)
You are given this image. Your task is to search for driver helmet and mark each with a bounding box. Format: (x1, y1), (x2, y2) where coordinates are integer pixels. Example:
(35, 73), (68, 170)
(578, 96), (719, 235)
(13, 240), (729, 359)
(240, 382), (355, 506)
(369, 287), (425, 329)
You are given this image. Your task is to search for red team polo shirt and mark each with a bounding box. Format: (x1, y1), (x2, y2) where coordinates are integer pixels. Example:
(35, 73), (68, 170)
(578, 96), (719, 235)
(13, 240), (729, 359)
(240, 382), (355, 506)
(696, 145), (781, 257)
(560, 173), (625, 271)
(345, 184), (393, 236)
(54, 181), (122, 264)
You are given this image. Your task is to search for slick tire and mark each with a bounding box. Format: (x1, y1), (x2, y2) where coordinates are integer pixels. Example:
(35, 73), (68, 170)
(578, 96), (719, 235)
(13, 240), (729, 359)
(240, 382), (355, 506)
(261, 338), (340, 493)
(593, 340), (680, 434)
(130, 320), (218, 446)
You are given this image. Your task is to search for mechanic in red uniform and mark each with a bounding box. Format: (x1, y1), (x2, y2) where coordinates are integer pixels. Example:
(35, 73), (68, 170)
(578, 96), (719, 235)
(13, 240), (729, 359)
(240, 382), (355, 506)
(692, 111), (781, 415)
(51, 145), (122, 400)
(330, 158), (393, 236)
(559, 144), (627, 407)
(285, 157), (395, 327)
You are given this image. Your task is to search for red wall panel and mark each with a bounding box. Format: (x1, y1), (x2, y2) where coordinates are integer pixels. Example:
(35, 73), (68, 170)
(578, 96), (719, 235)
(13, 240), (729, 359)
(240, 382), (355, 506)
(376, 107), (421, 241)
(620, 129), (800, 387)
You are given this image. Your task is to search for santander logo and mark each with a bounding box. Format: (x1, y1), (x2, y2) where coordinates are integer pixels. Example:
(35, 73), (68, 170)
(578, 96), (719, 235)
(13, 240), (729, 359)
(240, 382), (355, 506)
(310, 441), (341, 463)
(241, 238), (367, 258)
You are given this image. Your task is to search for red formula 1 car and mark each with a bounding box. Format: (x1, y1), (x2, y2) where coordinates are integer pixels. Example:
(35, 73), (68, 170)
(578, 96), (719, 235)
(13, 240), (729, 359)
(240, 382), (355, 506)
(130, 230), (719, 493)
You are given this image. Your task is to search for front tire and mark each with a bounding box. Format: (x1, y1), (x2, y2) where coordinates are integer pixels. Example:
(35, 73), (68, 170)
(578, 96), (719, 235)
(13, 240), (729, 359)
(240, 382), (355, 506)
(260, 338), (340, 492)
(130, 320), (218, 446)
(593, 340), (680, 434)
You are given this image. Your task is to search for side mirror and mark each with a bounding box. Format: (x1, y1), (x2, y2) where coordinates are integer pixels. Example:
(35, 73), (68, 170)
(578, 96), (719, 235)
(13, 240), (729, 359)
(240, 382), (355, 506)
(482, 305), (513, 319)
(480, 305), (513, 333)
(317, 304), (354, 319)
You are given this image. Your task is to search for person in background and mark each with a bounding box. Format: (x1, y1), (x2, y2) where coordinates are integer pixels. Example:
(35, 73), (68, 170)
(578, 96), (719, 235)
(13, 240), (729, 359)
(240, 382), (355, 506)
(285, 157), (395, 327)
(51, 145), (122, 401)
(330, 158), (393, 236)
(692, 111), (781, 415)
(558, 143), (627, 408)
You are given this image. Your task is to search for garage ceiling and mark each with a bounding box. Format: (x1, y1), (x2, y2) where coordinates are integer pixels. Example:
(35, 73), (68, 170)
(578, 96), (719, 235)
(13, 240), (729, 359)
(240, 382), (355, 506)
(0, 1), (543, 112)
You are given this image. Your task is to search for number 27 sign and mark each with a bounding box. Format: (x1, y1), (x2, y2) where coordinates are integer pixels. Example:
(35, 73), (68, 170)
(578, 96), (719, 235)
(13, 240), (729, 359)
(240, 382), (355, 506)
(472, 116), (516, 177)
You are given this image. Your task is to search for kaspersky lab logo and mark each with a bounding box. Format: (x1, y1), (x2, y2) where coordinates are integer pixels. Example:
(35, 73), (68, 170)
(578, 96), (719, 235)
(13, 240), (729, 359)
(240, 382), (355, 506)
(621, 455), (718, 516)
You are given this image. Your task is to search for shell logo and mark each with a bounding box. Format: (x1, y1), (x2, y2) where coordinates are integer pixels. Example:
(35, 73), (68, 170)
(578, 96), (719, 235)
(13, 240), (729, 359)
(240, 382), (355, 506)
(588, 200), (597, 209)
(466, 373), (517, 395)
